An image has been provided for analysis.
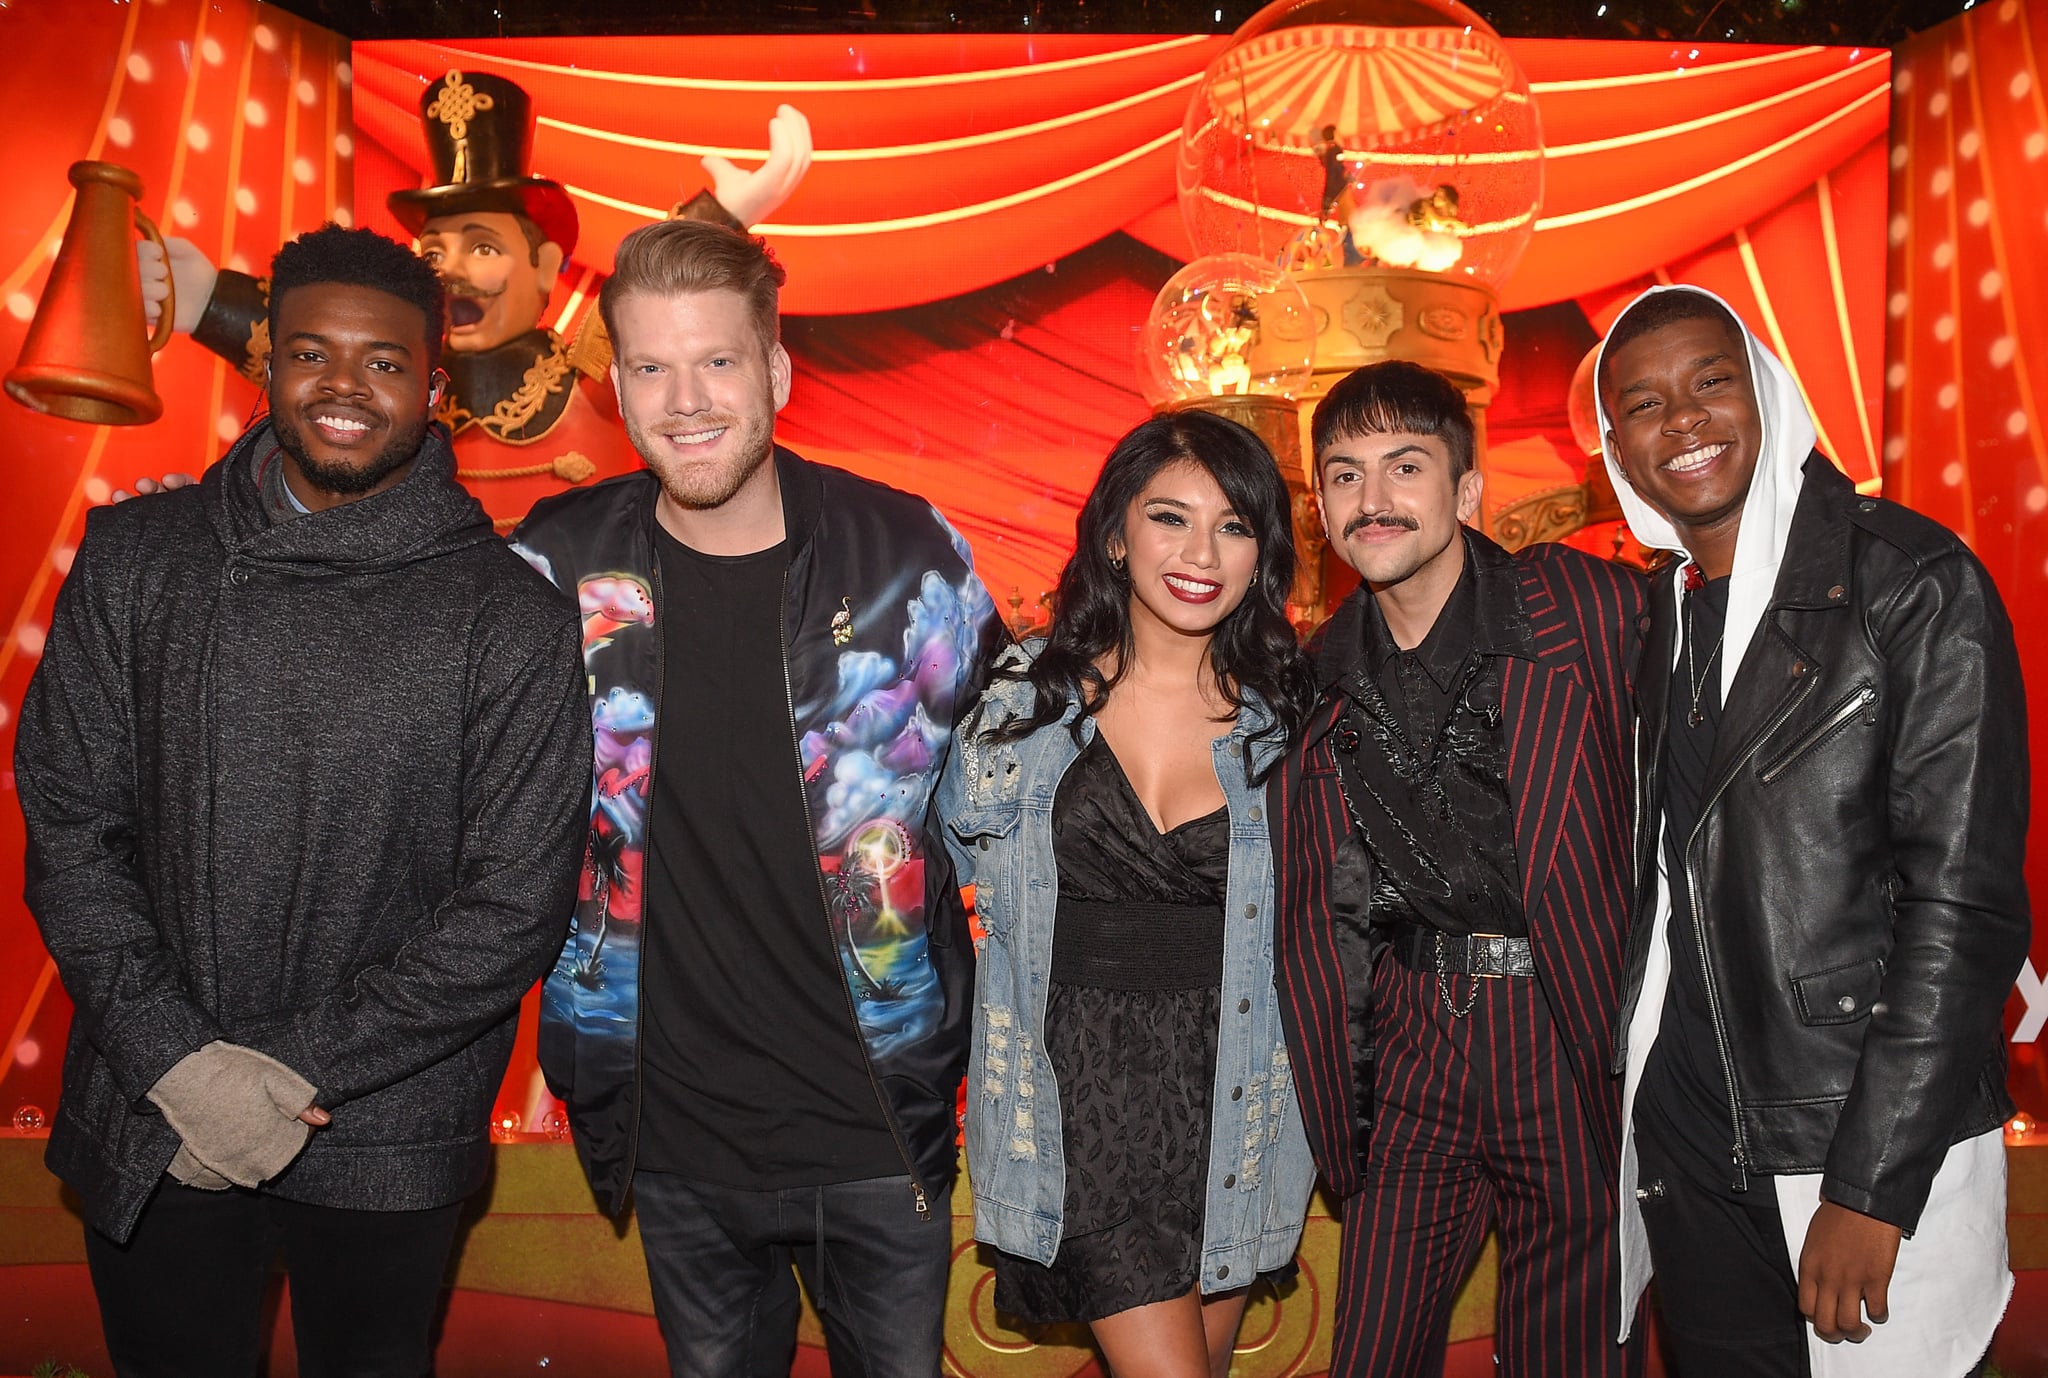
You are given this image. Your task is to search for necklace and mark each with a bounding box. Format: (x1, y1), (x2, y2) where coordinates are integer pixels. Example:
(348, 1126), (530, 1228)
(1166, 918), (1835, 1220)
(1684, 588), (1726, 729)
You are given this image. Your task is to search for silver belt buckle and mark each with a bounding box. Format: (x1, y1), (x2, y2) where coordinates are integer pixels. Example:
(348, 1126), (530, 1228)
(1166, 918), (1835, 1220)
(1470, 932), (1507, 978)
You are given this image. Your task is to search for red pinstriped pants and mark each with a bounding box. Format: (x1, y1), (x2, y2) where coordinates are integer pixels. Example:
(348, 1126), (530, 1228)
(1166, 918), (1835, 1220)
(1328, 955), (1643, 1378)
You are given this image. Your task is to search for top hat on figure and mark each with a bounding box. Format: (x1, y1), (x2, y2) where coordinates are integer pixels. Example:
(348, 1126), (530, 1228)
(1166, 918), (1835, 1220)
(388, 70), (579, 259)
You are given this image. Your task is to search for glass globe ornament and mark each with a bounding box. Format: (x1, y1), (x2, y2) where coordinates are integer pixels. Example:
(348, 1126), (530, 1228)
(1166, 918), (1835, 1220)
(1137, 253), (1316, 410)
(11, 1104), (47, 1133)
(541, 1108), (571, 1141)
(1177, 0), (1543, 290)
(490, 1109), (524, 1141)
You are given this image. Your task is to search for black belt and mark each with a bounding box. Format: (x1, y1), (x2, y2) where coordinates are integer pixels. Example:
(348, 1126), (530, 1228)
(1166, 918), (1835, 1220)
(1385, 921), (1535, 979)
(1051, 899), (1225, 990)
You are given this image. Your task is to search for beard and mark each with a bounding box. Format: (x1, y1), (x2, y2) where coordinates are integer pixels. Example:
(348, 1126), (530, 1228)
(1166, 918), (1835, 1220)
(272, 408), (429, 496)
(623, 407), (776, 511)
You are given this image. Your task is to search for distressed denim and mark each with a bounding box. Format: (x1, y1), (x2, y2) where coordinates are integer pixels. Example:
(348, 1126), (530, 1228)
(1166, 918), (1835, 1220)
(936, 648), (1316, 1291)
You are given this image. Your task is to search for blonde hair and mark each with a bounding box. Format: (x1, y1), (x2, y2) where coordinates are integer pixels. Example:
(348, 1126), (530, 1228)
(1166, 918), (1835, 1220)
(598, 219), (786, 352)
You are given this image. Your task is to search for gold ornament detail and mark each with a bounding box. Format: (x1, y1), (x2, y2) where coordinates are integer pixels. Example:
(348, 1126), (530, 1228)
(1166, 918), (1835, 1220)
(426, 71), (495, 181)
(1492, 484), (1591, 551)
(1417, 305), (1469, 343)
(457, 451), (598, 484)
(1342, 283), (1404, 350)
(1480, 308), (1505, 364)
(440, 339), (574, 443)
(240, 316), (271, 385)
(830, 597), (855, 647)
(565, 306), (613, 381)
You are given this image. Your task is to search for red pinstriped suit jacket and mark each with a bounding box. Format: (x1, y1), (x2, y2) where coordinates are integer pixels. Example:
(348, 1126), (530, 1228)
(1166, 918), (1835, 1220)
(1269, 534), (1646, 1200)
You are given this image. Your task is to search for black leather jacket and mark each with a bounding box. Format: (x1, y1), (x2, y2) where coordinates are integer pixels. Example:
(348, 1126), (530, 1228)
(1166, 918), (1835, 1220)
(1614, 456), (2030, 1233)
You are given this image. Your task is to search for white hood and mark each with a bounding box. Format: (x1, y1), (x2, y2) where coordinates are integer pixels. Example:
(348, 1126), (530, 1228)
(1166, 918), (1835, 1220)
(1594, 284), (1817, 701)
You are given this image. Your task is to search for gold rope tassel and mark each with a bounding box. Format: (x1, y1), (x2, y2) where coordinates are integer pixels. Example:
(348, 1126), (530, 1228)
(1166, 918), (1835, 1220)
(457, 451), (597, 484)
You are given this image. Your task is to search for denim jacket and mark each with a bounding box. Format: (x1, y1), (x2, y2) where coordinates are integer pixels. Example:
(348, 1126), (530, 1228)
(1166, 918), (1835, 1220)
(936, 644), (1316, 1288)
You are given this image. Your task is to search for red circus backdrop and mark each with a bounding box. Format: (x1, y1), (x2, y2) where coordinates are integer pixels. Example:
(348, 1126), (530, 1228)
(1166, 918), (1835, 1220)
(0, 1), (2045, 1370)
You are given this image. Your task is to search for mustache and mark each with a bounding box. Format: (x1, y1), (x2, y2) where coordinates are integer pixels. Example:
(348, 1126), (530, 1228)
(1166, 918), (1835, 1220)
(441, 279), (504, 301)
(1342, 511), (1421, 538)
(652, 415), (740, 437)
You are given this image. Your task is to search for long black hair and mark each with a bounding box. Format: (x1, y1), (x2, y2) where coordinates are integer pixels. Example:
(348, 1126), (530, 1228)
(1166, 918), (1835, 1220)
(996, 409), (1315, 775)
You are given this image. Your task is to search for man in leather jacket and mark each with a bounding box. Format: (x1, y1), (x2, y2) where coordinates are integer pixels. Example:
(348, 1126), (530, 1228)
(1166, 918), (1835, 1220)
(1598, 285), (2029, 1378)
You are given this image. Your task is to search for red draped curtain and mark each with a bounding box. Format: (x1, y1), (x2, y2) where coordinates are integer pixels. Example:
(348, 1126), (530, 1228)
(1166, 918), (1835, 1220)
(0, 18), (1895, 1131)
(352, 33), (1891, 532)
(1884, 0), (2048, 1100)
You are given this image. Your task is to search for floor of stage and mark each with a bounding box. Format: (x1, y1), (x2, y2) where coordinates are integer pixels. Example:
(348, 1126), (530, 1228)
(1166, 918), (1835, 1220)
(4, 1132), (2044, 1377)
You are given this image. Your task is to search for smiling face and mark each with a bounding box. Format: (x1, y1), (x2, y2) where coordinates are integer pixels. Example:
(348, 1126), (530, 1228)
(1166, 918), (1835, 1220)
(1601, 313), (1764, 553)
(1109, 459), (1261, 643)
(416, 211), (563, 352)
(1317, 427), (1481, 590)
(608, 287), (791, 513)
(268, 281), (435, 508)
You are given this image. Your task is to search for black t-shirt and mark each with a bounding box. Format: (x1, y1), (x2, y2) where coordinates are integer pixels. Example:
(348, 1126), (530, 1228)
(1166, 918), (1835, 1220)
(636, 526), (900, 1187)
(1635, 573), (1747, 1194)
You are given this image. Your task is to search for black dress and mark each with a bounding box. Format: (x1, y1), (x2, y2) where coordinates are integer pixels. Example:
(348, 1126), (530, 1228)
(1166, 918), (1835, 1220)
(992, 733), (1231, 1324)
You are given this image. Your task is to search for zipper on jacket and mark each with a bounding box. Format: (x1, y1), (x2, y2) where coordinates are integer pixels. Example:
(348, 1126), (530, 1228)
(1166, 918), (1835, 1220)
(778, 567), (932, 1221)
(1681, 671), (1818, 1193)
(1756, 685), (1876, 785)
(1613, 720), (1664, 1079)
(621, 554), (666, 1193)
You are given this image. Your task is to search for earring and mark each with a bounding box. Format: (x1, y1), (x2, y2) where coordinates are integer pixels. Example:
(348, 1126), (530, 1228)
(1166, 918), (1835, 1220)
(1250, 570), (1260, 586)
(1109, 553), (1126, 573)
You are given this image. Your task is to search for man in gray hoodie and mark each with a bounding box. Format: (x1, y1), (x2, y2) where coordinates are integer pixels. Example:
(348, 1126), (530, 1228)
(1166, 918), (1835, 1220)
(14, 225), (591, 1378)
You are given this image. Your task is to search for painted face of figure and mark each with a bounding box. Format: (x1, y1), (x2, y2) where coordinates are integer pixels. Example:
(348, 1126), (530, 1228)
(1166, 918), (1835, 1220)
(1317, 428), (1481, 589)
(416, 210), (564, 353)
(607, 288), (791, 511)
(268, 281), (435, 506)
(1601, 314), (1765, 542)
(1109, 459), (1261, 642)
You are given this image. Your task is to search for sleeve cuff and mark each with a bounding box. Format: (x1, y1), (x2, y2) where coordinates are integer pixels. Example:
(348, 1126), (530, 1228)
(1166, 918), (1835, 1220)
(670, 189), (746, 231)
(1818, 1173), (1924, 1237)
(101, 993), (221, 1108)
(192, 270), (271, 383)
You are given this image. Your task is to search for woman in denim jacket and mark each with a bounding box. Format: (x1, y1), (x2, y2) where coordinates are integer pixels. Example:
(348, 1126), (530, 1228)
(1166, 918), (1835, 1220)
(939, 412), (1318, 1377)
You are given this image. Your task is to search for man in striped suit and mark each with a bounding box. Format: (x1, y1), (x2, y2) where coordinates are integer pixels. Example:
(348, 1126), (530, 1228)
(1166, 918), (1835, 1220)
(1270, 361), (1646, 1376)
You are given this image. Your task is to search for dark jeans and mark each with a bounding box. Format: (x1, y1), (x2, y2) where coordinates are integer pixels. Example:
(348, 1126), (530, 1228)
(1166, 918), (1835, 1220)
(1634, 1118), (1811, 1378)
(633, 1170), (952, 1378)
(83, 1178), (466, 1378)
(1634, 1123), (1993, 1378)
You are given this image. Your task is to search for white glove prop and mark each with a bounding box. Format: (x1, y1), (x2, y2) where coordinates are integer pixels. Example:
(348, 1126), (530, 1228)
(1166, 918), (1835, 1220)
(136, 236), (218, 334)
(700, 103), (813, 228)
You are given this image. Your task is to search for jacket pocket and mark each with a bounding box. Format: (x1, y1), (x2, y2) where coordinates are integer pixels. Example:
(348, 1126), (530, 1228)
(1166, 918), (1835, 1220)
(948, 806), (1022, 937)
(1790, 957), (1886, 1026)
(1757, 684), (1879, 785)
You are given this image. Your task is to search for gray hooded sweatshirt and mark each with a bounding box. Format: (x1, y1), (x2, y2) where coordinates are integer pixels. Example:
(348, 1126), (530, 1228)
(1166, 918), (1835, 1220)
(15, 420), (591, 1242)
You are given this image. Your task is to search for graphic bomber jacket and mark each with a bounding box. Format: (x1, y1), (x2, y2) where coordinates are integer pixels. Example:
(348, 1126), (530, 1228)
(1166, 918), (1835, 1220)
(511, 448), (1004, 1216)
